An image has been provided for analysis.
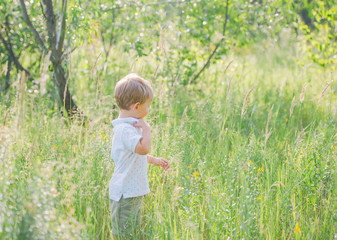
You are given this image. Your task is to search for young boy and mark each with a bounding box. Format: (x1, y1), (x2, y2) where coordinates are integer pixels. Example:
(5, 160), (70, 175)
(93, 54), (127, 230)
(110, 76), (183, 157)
(109, 73), (170, 239)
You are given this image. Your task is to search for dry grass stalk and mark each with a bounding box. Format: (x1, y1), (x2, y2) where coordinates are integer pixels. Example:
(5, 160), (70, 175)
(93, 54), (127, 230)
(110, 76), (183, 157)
(241, 85), (256, 118)
(265, 104), (274, 142)
(279, 78), (287, 96)
(158, 77), (163, 104)
(129, 56), (138, 73)
(91, 52), (102, 78)
(98, 78), (104, 107)
(181, 106), (188, 127)
(152, 64), (160, 84)
(3, 109), (9, 126)
(139, 64), (144, 77)
(17, 72), (27, 130)
(318, 80), (333, 104)
(224, 60), (233, 75)
(296, 126), (303, 147)
(226, 77), (231, 101)
(300, 83), (307, 103)
(187, 74), (194, 87)
(159, 29), (166, 56)
(172, 73), (179, 96)
(289, 96), (295, 118)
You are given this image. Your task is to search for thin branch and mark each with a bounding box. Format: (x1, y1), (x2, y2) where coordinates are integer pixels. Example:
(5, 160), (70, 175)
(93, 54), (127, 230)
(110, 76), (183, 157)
(39, 0), (47, 19)
(0, 31), (30, 76)
(189, 0), (230, 84)
(61, 46), (77, 60)
(19, 0), (46, 51)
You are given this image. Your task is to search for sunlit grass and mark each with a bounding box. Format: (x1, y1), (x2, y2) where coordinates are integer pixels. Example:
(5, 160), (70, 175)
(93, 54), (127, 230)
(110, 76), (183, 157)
(0, 42), (336, 239)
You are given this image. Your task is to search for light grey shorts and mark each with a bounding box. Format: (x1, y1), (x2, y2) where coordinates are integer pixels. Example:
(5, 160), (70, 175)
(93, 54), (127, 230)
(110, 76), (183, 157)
(110, 195), (144, 239)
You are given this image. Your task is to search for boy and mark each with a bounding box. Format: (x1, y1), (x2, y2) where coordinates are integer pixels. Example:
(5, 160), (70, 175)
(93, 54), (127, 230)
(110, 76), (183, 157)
(109, 73), (170, 239)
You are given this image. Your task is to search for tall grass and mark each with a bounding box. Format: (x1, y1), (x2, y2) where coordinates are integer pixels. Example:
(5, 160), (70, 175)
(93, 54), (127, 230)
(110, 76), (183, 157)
(0, 41), (336, 239)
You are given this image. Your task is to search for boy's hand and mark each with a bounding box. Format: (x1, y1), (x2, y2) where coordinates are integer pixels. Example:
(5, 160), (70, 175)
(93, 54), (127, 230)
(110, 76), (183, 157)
(152, 157), (170, 171)
(133, 119), (150, 130)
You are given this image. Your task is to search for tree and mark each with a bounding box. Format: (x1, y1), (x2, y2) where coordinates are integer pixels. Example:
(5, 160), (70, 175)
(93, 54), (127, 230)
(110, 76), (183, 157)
(18, 0), (81, 119)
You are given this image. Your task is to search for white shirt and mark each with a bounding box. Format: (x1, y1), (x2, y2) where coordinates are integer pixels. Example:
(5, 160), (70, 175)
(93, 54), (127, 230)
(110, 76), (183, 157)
(109, 117), (150, 201)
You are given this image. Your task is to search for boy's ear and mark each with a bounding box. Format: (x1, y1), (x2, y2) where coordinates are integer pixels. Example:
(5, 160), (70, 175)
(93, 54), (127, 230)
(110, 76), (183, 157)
(134, 102), (140, 110)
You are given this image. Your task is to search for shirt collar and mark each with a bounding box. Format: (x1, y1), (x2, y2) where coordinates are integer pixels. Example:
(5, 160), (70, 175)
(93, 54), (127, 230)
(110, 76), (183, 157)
(112, 117), (139, 127)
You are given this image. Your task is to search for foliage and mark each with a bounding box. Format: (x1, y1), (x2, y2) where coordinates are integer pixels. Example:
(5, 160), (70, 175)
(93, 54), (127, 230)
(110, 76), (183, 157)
(0, 0), (337, 239)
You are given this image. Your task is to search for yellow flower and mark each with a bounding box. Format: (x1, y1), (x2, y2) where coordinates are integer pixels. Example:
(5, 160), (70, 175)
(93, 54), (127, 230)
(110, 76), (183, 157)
(276, 198), (279, 202)
(248, 159), (252, 165)
(92, 133), (95, 138)
(333, 146), (336, 151)
(258, 167), (264, 172)
(102, 134), (107, 140)
(258, 196), (262, 200)
(286, 118), (289, 122)
(188, 165), (192, 169)
(294, 222), (300, 234)
(193, 171), (200, 180)
(53, 144), (57, 150)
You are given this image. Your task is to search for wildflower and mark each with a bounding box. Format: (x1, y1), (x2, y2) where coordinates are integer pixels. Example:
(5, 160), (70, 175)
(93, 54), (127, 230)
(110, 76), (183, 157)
(53, 144), (57, 150)
(102, 134), (107, 140)
(286, 118), (288, 122)
(92, 133), (95, 138)
(248, 159), (252, 165)
(193, 171), (200, 180)
(258, 167), (264, 172)
(333, 146), (336, 151)
(276, 198), (279, 202)
(258, 196), (262, 200)
(188, 165), (192, 169)
(294, 222), (300, 234)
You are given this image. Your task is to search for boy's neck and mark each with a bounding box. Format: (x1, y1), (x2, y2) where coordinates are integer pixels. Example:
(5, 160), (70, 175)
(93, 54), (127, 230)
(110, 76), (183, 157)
(119, 110), (138, 119)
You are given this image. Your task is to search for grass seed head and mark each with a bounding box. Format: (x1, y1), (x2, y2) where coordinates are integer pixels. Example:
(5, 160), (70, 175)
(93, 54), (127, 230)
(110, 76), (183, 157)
(241, 85), (256, 118)
(290, 96), (295, 118)
(300, 83), (307, 103)
(318, 80), (333, 104)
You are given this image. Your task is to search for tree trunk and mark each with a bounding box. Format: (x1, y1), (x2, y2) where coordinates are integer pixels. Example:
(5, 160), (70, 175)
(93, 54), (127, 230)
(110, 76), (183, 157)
(52, 59), (79, 117)
(5, 58), (12, 90)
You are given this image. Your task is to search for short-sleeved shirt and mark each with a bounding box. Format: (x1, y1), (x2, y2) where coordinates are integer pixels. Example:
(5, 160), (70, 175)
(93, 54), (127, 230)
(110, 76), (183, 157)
(109, 117), (150, 201)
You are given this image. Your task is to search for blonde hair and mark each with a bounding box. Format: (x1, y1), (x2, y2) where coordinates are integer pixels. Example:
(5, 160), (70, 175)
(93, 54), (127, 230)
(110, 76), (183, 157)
(115, 73), (153, 110)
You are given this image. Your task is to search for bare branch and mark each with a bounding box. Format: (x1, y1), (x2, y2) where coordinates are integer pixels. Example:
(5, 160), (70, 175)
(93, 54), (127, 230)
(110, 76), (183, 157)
(0, 31), (30, 76)
(56, 0), (67, 52)
(190, 0), (230, 84)
(19, 0), (46, 51)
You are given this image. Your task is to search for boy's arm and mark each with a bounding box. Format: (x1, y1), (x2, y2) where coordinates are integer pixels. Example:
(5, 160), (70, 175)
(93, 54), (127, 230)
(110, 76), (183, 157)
(147, 155), (170, 171)
(134, 119), (151, 155)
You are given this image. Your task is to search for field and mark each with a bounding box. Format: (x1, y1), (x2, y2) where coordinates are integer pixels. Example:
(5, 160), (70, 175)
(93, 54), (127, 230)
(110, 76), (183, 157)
(0, 39), (336, 239)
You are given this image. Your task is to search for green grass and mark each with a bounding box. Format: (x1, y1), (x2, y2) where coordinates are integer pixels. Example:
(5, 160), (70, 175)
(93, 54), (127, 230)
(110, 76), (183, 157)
(0, 42), (336, 239)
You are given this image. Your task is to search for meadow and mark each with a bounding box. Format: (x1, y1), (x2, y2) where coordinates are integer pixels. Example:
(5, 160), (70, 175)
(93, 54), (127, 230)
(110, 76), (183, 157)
(0, 38), (336, 239)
